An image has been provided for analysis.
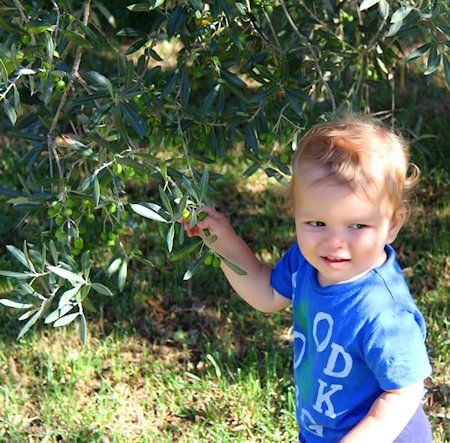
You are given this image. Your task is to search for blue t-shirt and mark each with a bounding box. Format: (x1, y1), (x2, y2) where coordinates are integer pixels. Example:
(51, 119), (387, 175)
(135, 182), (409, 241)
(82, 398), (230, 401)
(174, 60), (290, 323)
(271, 243), (432, 442)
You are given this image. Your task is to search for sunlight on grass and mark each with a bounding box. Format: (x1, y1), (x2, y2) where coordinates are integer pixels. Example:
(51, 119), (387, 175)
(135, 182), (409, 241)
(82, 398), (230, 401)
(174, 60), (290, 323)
(0, 327), (297, 442)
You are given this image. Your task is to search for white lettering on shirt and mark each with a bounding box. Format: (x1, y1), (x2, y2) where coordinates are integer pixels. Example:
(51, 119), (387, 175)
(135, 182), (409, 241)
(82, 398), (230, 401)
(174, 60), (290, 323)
(293, 330), (306, 369)
(313, 378), (344, 418)
(313, 312), (333, 352)
(323, 343), (353, 378)
(297, 311), (353, 436)
(301, 408), (324, 437)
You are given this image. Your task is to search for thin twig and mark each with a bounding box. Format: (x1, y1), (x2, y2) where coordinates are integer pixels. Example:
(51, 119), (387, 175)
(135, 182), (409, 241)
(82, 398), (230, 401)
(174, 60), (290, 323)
(366, 16), (388, 53)
(12, 0), (27, 22)
(13, 0), (38, 47)
(273, 104), (290, 132)
(73, 0), (91, 76)
(279, 0), (336, 113)
(47, 0), (92, 180)
(243, 0), (278, 53)
(49, 0), (91, 136)
(262, 9), (282, 53)
(301, 2), (323, 25)
(0, 72), (22, 102)
(50, 0), (61, 44)
(176, 112), (195, 181)
(346, 54), (366, 102)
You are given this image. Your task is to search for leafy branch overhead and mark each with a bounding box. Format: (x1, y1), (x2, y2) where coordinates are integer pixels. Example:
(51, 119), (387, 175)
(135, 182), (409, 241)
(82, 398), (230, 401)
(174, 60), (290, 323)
(0, 0), (449, 343)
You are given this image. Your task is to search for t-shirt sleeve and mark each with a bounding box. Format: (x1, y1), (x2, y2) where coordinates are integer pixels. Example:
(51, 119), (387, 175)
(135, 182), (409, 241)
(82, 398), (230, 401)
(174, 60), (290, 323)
(270, 242), (303, 300)
(363, 309), (432, 391)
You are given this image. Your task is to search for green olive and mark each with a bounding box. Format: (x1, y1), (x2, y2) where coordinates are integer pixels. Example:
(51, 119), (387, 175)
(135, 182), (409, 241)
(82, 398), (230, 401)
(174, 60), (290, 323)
(125, 167), (136, 177)
(71, 248), (81, 256)
(280, 153), (289, 164)
(47, 207), (58, 217)
(182, 208), (191, 220)
(74, 238), (84, 249)
(113, 163), (123, 175)
(21, 35), (31, 45)
(56, 79), (66, 91)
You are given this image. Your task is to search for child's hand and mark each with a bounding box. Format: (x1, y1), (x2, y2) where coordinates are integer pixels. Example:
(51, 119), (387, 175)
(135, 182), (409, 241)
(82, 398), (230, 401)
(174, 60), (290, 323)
(183, 206), (236, 253)
(183, 206), (289, 313)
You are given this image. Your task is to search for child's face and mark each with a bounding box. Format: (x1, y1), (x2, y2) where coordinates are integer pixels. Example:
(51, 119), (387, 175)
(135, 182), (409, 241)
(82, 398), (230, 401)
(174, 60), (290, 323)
(293, 164), (405, 287)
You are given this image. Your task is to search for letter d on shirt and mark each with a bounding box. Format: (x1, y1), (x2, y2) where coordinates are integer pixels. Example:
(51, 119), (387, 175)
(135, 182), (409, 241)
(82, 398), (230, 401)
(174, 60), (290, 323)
(323, 343), (353, 378)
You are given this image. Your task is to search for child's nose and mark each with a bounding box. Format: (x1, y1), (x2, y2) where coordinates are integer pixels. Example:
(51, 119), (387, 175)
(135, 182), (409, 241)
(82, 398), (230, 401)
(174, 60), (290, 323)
(323, 229), (345, 248)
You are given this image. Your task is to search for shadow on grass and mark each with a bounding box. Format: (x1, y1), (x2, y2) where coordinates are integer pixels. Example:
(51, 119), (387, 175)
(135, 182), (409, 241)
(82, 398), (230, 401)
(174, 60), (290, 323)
(0, 181), (295, 390)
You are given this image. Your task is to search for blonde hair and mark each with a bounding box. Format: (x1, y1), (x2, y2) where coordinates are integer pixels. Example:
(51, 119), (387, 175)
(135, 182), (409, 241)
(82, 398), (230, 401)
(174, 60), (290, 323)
(289, 115), (420, 214)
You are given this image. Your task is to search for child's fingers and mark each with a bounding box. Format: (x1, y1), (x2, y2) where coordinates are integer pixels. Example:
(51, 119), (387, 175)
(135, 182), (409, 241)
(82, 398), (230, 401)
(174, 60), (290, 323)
(202, 205), (219, 217)
(181, 205), (219, 238)
(195, 216), (213, 237)
(183, 220), (200, 237)
(196, 218), (209, 230)
(200, 205), (213, 214)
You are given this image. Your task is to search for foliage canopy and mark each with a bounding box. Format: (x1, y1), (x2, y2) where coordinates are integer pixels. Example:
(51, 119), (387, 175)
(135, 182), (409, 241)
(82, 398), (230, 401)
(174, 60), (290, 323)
(0, 0), (449, 343)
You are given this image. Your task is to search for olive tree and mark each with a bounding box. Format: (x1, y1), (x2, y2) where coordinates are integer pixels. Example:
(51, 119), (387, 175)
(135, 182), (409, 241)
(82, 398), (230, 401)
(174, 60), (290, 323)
(0, 0), (449, 343)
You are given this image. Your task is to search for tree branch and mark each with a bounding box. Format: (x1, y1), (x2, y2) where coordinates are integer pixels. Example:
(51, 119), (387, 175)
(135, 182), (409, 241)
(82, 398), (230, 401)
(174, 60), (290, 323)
(47, 0), (92, 180)
(262, 8), (282, 53)
(279, 0), (336, 113)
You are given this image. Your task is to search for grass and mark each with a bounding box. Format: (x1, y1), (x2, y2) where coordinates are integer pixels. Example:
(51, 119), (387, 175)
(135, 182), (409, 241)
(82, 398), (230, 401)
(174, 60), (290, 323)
(0, 174), (298, 442)
(1, 88), (450, 442)
(0, 279), (298, 442)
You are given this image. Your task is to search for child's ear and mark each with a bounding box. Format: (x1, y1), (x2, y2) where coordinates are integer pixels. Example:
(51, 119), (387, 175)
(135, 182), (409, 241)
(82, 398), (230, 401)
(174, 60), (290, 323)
(387, 206), (407, 243)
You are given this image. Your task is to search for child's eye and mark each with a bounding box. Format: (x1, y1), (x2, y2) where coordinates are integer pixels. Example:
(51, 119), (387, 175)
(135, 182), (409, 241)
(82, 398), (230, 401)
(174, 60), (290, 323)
(308, 221), (325, 227)
(349, 223), (366, 229)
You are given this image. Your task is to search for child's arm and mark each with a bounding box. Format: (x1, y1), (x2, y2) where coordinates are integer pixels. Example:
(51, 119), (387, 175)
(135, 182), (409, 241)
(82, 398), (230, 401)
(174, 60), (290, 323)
(340, 381), (425, 443)
(185, 206), (290, 313)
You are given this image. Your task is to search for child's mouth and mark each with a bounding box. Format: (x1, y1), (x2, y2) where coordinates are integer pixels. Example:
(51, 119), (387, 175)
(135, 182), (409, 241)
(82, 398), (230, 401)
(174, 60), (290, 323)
(321, 256), (350, 267)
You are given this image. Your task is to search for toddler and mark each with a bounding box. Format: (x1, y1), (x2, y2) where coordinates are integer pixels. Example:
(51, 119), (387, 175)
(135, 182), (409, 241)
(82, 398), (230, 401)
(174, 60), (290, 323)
(185, 115), (432, 442)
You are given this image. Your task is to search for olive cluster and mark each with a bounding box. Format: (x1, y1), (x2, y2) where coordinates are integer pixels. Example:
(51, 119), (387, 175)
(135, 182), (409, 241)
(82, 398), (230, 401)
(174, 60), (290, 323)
(182, 209), (221, 269)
